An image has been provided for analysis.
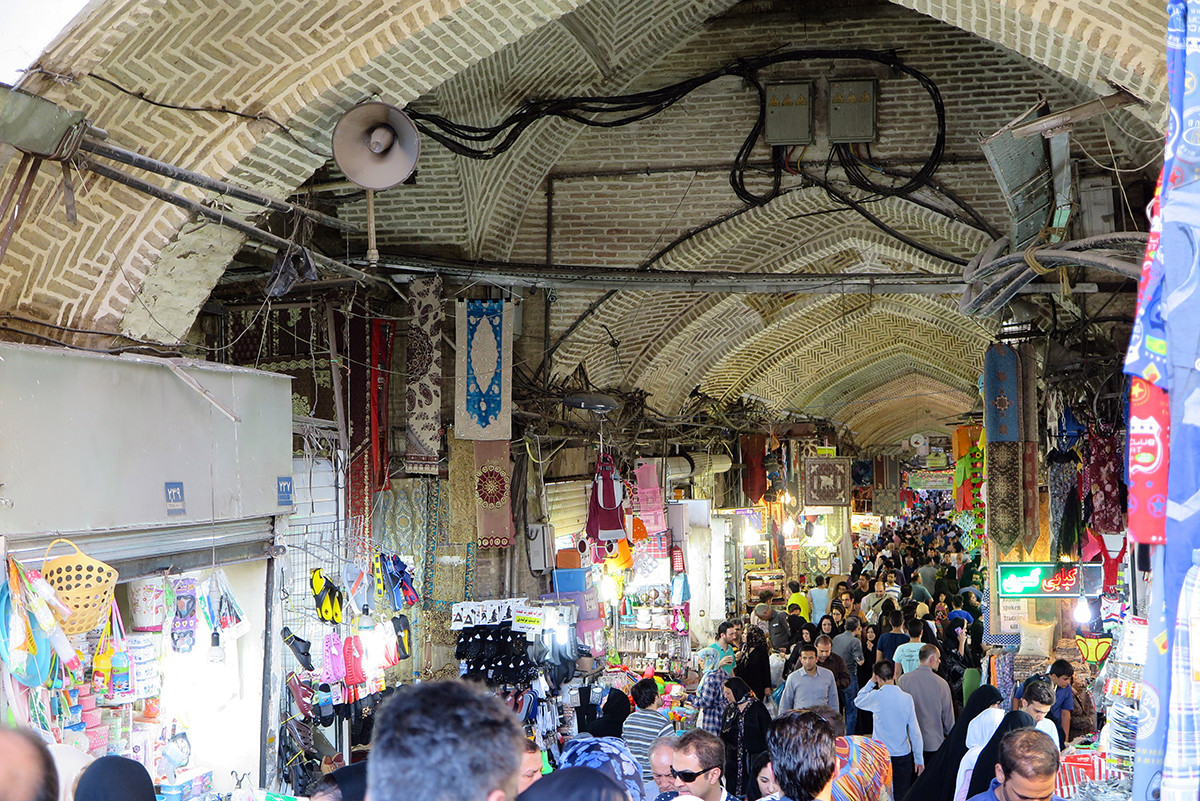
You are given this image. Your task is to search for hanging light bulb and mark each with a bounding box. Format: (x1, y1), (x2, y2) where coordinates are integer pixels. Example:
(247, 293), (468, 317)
(599, 574), (619, 603)
(208, 629), (226, 663)
(783, 518), (796, 538)
(1073, 594), (1092, 624)
(742, 524), (762, 545)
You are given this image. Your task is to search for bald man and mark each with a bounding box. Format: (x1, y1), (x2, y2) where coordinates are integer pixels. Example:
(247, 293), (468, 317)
(0, 727), (58, 801)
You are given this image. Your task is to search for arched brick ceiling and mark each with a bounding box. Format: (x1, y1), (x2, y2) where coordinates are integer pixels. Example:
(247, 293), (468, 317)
(0, 0), (1164, 445)
(838, 374), (976, 446)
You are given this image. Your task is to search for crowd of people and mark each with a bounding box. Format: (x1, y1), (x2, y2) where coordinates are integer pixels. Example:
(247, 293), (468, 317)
(0, 508), (1077, 801)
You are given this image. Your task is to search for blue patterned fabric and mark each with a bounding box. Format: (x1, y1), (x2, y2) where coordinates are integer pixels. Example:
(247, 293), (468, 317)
(464, 300), (504, 428)
(561, 736), (648, 801)
(1163, 549), (1200, 801)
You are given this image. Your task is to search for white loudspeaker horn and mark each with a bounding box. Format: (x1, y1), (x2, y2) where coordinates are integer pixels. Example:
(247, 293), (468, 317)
(331, 102), (420, 190)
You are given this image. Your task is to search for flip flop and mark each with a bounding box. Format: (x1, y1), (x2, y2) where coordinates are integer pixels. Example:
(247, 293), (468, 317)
(392, 614), (412, 661)
(372, 553), (388, 603)
(329, 585), (343, 624)
(342, 563), (370, 616)
(281, 627), (314, 671)
(311, 569), (333, 622)
(315, 683), (335, 727)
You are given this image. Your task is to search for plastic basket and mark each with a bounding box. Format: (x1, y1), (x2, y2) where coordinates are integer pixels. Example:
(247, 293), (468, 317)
(41, 538), (118, 636)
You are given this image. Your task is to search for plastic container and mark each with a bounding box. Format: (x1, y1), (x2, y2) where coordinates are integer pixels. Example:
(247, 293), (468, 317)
(81, 708), (102, 728)
(552, 568), (594, 594)
(85, 723), (109, 752)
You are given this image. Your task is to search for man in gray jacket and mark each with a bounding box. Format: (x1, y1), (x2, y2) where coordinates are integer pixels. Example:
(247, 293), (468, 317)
(754, 602), (793, 649)
(897, 645), (955, 766)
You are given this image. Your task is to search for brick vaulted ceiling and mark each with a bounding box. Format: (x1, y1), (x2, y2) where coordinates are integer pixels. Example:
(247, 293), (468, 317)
(0, 0), (1165, 446)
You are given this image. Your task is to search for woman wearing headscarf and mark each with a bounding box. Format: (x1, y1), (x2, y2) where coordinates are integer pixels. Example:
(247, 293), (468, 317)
(736, 625), (773, 701)
(829, 608), (847, 636)
(817, 614), (840, 639)
(559, 736), (648, 801)
(74, 756), (156, 801)
(855, 623), (880, 736)
(901, 684), (1003, 801)
(517, 767), (629, 801)
(587, 689), (632, 738)
(953, 708), (1007, 801)
(965, 711), (1037, 799)
(720, 677), (772, 799)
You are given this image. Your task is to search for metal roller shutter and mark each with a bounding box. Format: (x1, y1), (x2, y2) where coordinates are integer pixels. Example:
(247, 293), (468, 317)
(545, 479), (590, 551)
(2, 517), (277, 582)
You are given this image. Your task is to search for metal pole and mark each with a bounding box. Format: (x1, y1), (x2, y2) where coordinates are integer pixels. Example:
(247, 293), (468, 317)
(83, 158), (396, 293)
(325, 300), (351, 456)
(81, 138), (359, 234)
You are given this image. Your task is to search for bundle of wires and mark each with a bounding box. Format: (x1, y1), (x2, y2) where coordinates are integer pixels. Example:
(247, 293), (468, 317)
(405, 48), (946, 207)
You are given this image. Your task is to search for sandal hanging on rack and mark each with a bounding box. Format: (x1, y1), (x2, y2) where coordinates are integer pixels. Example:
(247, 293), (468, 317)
(310, 570), (334, 622)
(281, 627), (315, 671)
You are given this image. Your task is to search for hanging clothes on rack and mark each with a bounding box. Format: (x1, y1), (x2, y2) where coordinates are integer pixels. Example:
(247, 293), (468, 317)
(587, 453), (627, 542)
(1082, 430), (1125, 534)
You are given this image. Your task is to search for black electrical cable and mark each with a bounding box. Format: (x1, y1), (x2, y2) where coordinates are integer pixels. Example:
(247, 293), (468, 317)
(798, 168), (969, 266)
(408, 48), (946, 208)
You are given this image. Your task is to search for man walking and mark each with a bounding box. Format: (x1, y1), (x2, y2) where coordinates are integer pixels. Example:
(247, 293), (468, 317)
(832, 616), (865, 734)
(815, 635), (851, 711)
(891, 618), (927, 676)
(897, 645), (955, 765)
(778, 643), (839, 713)
(855, 660), (925, 801)
(808, 576), (831, 620)
(699, 620), (739, 678)
(624, 678), (676, 784)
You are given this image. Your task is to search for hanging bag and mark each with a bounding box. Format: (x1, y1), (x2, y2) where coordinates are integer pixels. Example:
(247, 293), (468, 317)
(105, 601), (137, 704)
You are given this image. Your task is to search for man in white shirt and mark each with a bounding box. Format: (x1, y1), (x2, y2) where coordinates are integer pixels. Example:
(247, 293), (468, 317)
(855, 659), (925, 801)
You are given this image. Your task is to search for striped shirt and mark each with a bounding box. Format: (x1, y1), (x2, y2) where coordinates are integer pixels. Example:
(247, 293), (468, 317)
(622, 708), (674, 781)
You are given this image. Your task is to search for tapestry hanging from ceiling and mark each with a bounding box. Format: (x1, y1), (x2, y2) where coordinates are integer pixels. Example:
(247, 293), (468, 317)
(803, 457), (852, 507)
(454, 299), (513, 440)
(405, 277), (442, 474)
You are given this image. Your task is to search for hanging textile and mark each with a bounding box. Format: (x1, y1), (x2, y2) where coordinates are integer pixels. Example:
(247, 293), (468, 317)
(986, 441), (1023, 552)
(454, 299), (513, 441)
(633, 462), (668, 535)
(1021, 442), (1040, 552)
(1129, 377), (1170, 544)
(1019, 344), (1040, 552)
(405, 277), (442, 475)
(741, 434), (767, 504)
(1162, 549), (1200, 801)
(955, 446), (984, 513)
(587, 454), (627, 542)
(983, 343), (1021, 442)
(1137, 4), (1198, 793)
(1083, 432), (1125, 534)
(474, 441), (513, 549)
(370, 320), (395, 490)
(804, 458), (852, 506)
(1099, 538), (1128, 595)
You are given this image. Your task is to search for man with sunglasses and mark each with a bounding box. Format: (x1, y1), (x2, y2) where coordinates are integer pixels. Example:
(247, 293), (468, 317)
(669, 729), (731, 801)
(965, 728), (1066, 801)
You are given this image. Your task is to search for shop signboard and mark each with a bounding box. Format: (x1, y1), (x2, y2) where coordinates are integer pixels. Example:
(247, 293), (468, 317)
(997, 562), (1103, 598)
(906, 469), (954, 491)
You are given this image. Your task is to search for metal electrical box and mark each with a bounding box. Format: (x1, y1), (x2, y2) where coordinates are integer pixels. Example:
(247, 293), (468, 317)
(828, 79), (877, 143)
(764, 82), (813, 146)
